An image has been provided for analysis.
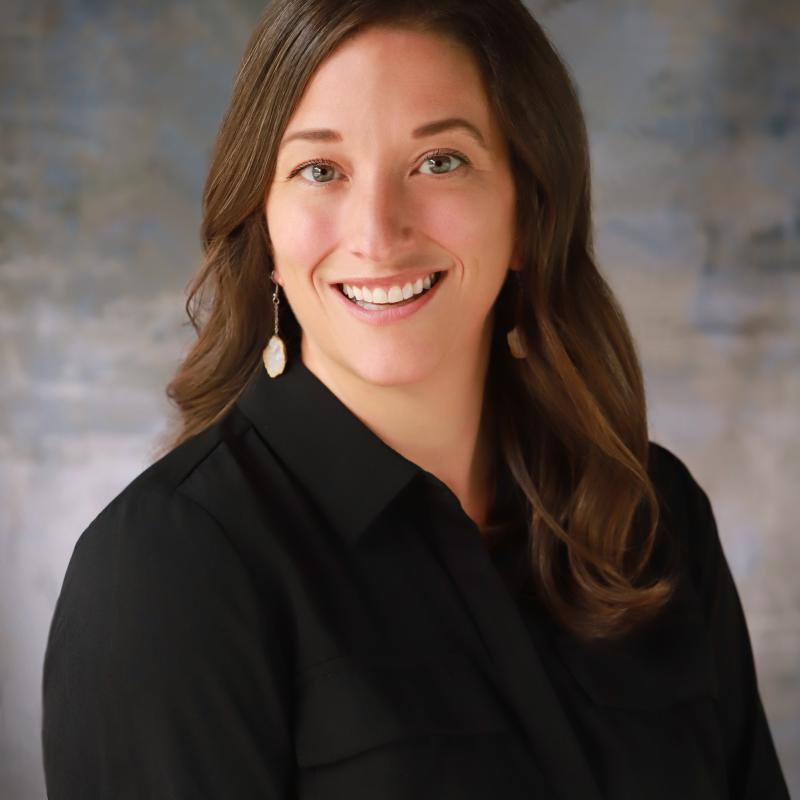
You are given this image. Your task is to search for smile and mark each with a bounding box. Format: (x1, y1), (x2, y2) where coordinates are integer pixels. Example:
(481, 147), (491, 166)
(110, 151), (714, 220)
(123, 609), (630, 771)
(338, 271), (442, 307)
(332, 270), (447, 325)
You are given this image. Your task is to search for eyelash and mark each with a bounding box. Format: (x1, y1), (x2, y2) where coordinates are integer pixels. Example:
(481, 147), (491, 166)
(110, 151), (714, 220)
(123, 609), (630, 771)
(286, 148), (471, 185)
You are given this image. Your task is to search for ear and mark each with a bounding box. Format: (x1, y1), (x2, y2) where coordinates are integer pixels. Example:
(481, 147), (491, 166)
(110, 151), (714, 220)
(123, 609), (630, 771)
(509, 239), (523, 271)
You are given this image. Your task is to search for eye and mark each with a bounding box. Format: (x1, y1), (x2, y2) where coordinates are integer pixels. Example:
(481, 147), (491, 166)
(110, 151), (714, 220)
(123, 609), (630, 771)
(289, 159), (339, 184)
(419, 148), (469, 176)
(286, 148), (470, 186)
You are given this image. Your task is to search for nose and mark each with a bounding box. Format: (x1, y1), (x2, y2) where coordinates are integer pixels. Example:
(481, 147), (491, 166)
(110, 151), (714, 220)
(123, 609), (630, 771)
(344, 170), (414, 264)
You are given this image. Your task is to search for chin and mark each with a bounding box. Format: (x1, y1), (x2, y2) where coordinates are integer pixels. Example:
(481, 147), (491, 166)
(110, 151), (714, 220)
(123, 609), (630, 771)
(346, 350), (440, 388)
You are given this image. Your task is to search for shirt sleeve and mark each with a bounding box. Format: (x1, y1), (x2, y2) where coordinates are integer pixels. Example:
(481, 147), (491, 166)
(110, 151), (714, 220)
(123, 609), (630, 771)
(41, 485), (295, 799)
(678, 460), (790, 800)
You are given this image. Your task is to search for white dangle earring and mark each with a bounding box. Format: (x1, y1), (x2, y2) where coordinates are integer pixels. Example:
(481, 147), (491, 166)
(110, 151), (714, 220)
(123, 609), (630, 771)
(262, 270), (287, 378)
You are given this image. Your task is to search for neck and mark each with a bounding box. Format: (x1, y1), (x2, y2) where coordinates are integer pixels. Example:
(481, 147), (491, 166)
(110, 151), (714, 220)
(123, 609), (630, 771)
(301, 322), (496, 532)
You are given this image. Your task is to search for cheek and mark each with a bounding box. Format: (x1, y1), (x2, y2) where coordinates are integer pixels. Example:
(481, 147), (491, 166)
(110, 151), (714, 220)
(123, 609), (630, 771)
(423, 185), (514, 272)
(267, 195), (338, 271)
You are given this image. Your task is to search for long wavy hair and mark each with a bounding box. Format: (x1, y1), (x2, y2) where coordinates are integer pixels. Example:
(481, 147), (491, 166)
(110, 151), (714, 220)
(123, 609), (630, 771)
(154, 0), (677, 641)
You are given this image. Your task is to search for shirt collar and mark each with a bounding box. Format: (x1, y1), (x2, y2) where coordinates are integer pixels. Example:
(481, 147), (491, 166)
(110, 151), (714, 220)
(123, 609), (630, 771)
(235, 356), (423, 545)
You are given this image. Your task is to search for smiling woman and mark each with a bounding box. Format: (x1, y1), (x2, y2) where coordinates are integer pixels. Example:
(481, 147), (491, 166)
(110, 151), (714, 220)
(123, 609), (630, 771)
(41, 1), (790, 798)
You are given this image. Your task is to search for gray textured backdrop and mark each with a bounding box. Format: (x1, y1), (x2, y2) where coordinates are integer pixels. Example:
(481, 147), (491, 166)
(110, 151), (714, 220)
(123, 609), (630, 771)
(1, 1), (797, 798)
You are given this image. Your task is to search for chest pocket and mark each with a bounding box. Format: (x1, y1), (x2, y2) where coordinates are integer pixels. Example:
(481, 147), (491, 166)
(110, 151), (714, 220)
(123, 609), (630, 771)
(293, 651), (513, 768)
(545, 588), (726, 800)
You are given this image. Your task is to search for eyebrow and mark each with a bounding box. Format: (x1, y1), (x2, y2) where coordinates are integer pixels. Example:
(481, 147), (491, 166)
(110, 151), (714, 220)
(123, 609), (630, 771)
(278, 117), (488, 152)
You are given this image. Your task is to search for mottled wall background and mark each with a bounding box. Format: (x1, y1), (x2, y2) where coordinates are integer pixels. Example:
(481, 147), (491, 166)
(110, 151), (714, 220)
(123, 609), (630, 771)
(1, 1), (797, 797)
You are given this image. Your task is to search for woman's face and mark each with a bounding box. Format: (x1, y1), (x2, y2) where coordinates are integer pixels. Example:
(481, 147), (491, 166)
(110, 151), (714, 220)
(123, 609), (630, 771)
(265, 25), (517, 387)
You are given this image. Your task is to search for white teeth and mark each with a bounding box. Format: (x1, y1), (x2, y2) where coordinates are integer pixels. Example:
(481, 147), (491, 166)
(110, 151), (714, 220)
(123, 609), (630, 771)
(341, 272), (440, 305)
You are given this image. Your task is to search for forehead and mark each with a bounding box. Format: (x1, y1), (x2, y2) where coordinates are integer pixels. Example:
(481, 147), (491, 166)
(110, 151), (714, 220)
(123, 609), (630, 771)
(285, 25), (497, 138)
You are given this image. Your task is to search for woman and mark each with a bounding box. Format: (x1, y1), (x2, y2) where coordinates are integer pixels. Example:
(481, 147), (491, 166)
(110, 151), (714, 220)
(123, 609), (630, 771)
(41, 1), (790, 798)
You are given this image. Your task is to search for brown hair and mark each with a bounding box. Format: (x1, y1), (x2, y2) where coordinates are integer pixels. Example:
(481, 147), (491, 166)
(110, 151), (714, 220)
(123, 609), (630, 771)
(155, 0), (676, 641)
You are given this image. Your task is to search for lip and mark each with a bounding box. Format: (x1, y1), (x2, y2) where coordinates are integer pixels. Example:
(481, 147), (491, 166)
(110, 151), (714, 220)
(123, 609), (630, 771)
(331, 270), (448, 326)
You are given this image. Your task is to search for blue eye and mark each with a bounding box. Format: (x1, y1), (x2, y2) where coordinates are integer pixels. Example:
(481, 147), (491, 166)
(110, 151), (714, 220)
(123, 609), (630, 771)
(287, 148), (470, 186)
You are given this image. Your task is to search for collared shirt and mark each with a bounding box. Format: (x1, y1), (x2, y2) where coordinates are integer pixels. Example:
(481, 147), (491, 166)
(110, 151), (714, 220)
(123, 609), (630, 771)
(42, 356), (790, 799)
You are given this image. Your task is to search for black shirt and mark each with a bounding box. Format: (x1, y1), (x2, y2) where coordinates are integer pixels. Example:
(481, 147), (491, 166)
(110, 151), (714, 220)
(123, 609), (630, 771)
(41, 356), (790, 799)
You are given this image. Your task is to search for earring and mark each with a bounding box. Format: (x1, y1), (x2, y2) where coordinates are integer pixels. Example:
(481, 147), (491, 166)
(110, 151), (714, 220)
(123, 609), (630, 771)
(506, 326), (526, 359)
(262, 270), (287, 378)
(505, 266), (527, 359)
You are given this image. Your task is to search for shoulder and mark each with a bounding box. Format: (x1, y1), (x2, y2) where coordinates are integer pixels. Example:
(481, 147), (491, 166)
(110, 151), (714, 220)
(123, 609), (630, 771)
(646, 440), (724, 612)
(71, 397), (277, 557)
(42, 417), (296, 789)
(647, 440), (706, 500)
(54, 407), (267, 637)
(646, 440), (716, 537)
(44, 405), (302, 713)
